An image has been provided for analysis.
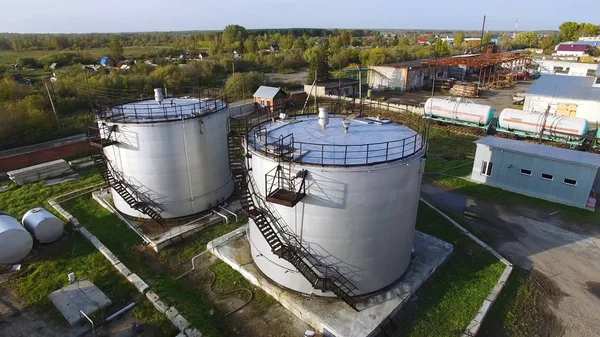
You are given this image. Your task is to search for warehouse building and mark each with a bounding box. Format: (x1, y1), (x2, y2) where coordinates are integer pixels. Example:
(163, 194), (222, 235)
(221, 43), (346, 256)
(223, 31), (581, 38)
(534, 59), (599, 77)
(471, 137), (600, 209)
(368, 60), (450, 91)
(523, 72), (600, 123)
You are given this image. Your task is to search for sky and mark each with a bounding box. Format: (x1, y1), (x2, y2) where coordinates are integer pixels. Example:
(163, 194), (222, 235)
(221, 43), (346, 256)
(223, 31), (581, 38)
(1, 0), (599, 34)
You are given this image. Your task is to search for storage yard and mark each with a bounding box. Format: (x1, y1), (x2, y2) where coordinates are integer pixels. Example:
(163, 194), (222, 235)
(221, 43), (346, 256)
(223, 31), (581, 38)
(1, 79), (599, 337)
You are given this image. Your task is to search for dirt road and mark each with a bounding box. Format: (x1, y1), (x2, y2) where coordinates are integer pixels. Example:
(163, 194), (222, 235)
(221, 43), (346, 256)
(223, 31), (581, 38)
(421, 183), (600, 337)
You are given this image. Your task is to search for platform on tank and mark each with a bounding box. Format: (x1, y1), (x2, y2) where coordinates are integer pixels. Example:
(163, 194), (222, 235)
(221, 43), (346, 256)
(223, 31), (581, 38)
(208, 226), (453, 337)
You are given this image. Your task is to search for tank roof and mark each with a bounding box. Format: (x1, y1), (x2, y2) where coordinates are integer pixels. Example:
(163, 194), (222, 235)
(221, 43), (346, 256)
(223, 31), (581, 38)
(248, 115), (424, 166)
(102, 97), (227, 123)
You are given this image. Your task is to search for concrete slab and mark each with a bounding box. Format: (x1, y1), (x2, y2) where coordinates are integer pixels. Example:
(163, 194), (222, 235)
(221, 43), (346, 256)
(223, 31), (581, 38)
(171, 314), (190, 332)
(126, 273), (149, 294)
(209, 227), (452, 337)
(49, 279), (112, 325)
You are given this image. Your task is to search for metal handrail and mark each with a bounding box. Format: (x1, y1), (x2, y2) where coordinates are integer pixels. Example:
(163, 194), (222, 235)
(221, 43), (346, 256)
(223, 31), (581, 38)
(249, 131), (425, 166)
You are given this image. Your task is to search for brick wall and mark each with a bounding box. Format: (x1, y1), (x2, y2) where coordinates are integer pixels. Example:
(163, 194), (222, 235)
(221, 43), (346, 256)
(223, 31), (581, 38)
(0, 140), (91, 172)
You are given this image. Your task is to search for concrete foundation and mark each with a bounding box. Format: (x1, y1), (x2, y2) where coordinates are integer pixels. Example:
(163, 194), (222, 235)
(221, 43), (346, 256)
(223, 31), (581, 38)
(208, 226), (453, 337)
(93, 189), (241, 252)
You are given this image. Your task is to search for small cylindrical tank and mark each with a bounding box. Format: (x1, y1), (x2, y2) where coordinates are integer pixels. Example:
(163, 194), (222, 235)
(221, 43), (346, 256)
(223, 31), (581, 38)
(0, 213), (33, 264)
(154, 88), (164, 105)
(424, 97), (494, 126)
(318, 107), (330, 129)
(22, 208), (64, 243)
(498, 109), (589, 140)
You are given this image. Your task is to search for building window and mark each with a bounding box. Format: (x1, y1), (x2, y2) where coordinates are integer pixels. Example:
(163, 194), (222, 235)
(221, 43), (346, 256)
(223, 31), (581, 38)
(260, 99), (265, 106)
(563, 178), (577, 186)
(586, 69), (597, 77)
(520, 169), (532, 176)
(480, 161), (493, 176)
(553, 66), (569, 74)
(541, 173), (554, 181)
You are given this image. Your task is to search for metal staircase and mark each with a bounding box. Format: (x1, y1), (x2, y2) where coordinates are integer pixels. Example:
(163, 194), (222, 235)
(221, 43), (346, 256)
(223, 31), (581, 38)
(88, 124), (166, 227)
(227, 117), (359, 310)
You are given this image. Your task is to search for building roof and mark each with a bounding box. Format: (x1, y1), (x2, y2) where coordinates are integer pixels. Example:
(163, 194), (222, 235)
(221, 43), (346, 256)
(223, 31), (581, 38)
(253, 86), (287, 99)
(475, 137), (600, 168)
(316, 79), (359, 88)
(375, 59), (434, 68)
(556, 44), (589, 52)
(524, 74), (600, 101)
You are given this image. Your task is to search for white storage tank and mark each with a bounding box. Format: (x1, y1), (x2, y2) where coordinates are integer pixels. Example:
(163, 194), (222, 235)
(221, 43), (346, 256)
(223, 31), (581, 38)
(424, 97), (494, 126)
(498, 109), (589, 140)
(245, 115), (427, 296)
(0, 213), (33, 264)
(99, 96), (235, 219)
(22, 208), (64, 243)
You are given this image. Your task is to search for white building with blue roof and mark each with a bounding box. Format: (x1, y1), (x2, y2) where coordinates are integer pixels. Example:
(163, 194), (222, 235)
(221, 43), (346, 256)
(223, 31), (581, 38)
(524, 72), (600, 124)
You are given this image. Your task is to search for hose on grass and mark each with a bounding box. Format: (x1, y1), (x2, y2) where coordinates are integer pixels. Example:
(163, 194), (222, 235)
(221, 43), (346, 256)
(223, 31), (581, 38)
(204, 268), (253, 316)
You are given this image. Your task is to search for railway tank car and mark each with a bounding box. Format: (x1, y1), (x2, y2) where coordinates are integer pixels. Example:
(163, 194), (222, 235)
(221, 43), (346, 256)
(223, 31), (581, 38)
(423, 97), (494, 131)
(496, 109), (589, 147)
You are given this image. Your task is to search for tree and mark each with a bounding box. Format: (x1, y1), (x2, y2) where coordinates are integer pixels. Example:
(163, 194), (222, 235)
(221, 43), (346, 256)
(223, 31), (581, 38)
(434, 40), (450, 56)
(305, 45), (330, 83)
(559, 21), (580, 42)
(499, 33), (510, 50)
(222, 24), (248, 46)
(109, 37), (124, 59)
(540, 34), (557, 52)
(224, 72), (264, 101)
(243, 36), (258, 54)
(482, 32), (494, 45)
(579, 23), (600, 37)
(339, 30), (351, 47)
(513, 31), (539, 48)
(453, 32), (465, 46)
(594, 48), (600, 57)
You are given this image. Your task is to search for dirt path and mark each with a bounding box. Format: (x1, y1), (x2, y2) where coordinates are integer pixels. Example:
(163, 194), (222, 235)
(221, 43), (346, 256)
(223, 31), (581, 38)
(421, 183), (600, 337)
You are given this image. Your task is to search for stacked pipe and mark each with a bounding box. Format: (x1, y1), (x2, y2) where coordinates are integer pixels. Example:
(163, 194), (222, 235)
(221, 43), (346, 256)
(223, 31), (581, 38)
(7, 159), (73, 185)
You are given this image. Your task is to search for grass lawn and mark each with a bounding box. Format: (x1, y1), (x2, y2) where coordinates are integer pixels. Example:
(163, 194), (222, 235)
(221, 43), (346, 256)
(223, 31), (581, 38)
(0, 169), (173, 333)
(0, 46), (168, 65)
(62, 195), (276, 337)
(393, 202), (506, 337)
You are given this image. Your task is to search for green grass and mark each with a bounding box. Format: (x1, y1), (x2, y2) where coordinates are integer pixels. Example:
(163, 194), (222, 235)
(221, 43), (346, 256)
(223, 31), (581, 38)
(0, 167), (102, 218)
(1, 169), (173, 333)
(62, 195), (276, 336)
(425, 127), (477, 174)
(393, 202), (506, 337)
(0, 46), (167, 65)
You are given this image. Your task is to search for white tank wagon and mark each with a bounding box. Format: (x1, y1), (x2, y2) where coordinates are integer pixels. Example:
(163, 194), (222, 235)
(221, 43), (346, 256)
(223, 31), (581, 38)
(497, 109), (589, 142)
(97, 91), (238, 219)
(424, 97), (494, 130)
(0, 213), (33, 264)
(22, 208), (64, 243)
(244, 113), (427, 297)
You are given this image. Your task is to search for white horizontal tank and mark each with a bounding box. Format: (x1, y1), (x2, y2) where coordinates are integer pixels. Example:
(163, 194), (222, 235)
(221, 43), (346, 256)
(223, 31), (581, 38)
(0, 213), (33, 264)
(498, 109), (589, 140)
(246, 115), (427, 296)
(22, 207), (64, 243)
(425, 97), (494, 126)
(100, 97), (234, 219)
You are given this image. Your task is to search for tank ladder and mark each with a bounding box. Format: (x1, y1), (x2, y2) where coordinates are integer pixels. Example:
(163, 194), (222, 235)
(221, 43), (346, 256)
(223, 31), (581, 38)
(227, 117), (359, 311)
(88, 125), (166, 227)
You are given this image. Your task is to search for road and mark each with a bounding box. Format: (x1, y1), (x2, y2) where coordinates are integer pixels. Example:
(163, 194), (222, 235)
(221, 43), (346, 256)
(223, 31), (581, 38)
(420, 183), (600, 337)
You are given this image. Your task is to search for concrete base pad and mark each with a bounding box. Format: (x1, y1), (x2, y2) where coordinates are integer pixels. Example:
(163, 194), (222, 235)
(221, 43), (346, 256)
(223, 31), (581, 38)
(49, 279), (112, 325)
(93, 190), (241, 252)
(208, 226), (453, 337)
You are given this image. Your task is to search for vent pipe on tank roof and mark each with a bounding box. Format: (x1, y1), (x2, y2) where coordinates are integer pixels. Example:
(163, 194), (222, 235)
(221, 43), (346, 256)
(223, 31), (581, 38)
(154, 88), (164, 105)
(342, 119), (351, 133)
(318, 107), (329, 129)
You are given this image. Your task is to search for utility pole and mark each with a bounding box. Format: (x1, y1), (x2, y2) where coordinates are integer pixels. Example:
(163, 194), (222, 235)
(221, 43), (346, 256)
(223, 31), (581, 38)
(45, 81), (59, 128)
(314, 69), (317, 114)
(480, 15), (487, 45)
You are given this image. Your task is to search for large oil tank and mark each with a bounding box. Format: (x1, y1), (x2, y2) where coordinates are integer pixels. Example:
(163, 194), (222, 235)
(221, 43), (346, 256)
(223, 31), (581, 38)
(22, 208), (64, 243)
(0, 213), (33, 264)
(245, 114), (427, 296)
(424, 97), (494, 126)
(498, 109), (589, 140)
(99, 95), (246, 219)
